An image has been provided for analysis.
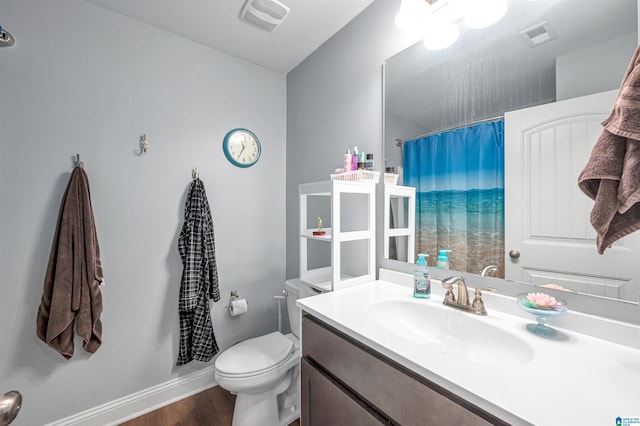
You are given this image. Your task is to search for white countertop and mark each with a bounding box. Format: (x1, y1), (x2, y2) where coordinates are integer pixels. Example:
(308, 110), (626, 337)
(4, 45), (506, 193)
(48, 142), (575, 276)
(297, 277), (640, 425)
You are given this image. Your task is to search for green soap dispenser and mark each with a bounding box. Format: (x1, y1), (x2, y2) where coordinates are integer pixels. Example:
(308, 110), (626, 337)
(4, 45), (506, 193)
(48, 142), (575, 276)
(413, 254), (430, 298)
(436, 250), (452, 269)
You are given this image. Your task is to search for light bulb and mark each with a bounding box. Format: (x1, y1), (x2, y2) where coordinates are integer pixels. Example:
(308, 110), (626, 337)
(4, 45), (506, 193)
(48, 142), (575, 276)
(463, 0), (508, 29)
(395, 0), (431, 32)
(423, 22), (459, 50)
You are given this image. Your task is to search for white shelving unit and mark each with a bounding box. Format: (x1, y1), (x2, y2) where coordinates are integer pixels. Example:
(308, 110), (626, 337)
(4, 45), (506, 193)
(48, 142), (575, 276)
(383, 184), (416, 263)
(299, 179), (376, 292)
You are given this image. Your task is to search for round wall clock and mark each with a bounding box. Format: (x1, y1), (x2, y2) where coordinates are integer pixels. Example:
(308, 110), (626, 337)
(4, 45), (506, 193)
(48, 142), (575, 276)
(222, 128), (261, 168)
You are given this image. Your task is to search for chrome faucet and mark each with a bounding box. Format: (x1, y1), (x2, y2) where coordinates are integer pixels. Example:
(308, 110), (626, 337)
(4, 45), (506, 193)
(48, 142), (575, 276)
(480, 264), (498, 277)
(441, 276), (494, 316)
(442, 276), (469, 305)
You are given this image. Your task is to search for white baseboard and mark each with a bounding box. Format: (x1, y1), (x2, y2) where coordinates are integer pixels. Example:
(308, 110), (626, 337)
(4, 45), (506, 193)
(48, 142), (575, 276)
(47, 366), (218, 426)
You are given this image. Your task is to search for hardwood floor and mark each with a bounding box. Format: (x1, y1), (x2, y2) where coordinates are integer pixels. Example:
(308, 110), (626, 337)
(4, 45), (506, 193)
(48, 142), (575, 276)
(119, 386), (301, 426)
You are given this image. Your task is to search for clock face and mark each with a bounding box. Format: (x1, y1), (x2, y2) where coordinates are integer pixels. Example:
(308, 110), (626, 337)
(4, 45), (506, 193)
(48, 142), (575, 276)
(223, 129), (261, 168)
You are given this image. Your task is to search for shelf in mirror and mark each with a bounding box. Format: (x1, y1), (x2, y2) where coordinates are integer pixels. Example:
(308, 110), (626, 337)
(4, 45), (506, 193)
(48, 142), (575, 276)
(381, 0), (640, 305)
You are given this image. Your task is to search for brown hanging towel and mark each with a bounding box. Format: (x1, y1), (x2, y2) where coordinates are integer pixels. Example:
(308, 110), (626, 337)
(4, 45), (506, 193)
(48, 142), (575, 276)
(578, 46), (640, 253)
(36, 166), (104, 359)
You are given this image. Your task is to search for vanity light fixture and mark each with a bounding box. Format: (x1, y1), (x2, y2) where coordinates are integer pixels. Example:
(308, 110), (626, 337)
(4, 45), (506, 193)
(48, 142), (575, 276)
(395, 0), (508, 50)
(423, 20), (460, 51)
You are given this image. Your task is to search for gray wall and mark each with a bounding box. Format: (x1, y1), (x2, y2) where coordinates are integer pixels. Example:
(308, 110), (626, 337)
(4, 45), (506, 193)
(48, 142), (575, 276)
(0, 0), (286, 424)
(384, 111), (423, 179)
(556, 33), (637, 101)
(286, 0), (413, 280)
(285, 0), (640, 326)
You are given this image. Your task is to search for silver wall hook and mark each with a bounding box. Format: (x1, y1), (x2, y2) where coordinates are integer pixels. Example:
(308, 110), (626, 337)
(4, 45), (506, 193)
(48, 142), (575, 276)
(192, 167), (199, 180)
(137, 134), (149, 155)
(74, 154), (84, 168)
(0, 25), (16, 48)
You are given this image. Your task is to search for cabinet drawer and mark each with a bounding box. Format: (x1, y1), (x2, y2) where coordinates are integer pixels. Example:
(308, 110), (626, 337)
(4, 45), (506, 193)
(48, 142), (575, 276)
(302, 315), (505, 426)
(301, 359), (385, 425)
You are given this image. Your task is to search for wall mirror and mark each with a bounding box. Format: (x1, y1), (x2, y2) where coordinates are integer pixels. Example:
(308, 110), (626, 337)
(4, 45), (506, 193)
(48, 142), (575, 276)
(383, 0), (639, 304)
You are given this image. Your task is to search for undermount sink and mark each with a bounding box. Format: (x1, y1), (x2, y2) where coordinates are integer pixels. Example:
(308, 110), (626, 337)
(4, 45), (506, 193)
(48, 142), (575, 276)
(365, 299), (534, 367)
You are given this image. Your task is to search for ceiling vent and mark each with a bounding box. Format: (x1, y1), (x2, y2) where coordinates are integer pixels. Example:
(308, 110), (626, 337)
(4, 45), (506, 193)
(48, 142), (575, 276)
(240, 0), (290, 32)
(520, 21), (557, 47)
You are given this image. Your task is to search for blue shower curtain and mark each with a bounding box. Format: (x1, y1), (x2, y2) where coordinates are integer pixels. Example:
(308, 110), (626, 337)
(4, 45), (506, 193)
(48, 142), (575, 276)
(404, 120), (505, 277)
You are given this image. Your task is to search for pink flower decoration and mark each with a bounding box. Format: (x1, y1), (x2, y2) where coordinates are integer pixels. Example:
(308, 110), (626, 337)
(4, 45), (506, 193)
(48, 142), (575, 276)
(526, 292), (558, 307)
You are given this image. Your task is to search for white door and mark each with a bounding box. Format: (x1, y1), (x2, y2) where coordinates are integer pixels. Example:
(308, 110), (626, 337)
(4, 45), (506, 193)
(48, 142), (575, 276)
(505, 90), (640, 302)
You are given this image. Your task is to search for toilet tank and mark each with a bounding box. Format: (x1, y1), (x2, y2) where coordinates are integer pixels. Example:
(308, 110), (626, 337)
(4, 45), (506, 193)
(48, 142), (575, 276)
(284, 279), (302, 338)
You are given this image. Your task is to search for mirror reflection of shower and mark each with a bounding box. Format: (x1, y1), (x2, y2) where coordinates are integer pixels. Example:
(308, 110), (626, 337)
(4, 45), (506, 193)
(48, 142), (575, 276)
(0, 25), (16, 48)
(383, 0), (639, 302)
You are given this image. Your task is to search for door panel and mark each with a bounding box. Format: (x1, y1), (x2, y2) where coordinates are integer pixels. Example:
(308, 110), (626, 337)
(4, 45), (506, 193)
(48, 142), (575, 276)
(505, 90), (639, 302)
(300, 359), (384, 426)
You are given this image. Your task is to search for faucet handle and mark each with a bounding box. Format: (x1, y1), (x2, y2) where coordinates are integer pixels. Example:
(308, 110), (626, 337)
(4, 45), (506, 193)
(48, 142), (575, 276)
(471, 287), (495, 316)
(441, 276), (459, 303)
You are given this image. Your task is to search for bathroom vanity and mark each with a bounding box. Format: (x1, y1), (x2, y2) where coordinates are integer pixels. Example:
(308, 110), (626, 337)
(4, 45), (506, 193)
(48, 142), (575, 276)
(301, 315), (505, 425)
(297, 270), (640, 425)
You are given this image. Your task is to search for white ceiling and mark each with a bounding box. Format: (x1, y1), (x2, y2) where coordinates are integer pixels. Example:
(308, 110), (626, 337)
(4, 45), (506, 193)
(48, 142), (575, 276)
(82, 0), (376, 74)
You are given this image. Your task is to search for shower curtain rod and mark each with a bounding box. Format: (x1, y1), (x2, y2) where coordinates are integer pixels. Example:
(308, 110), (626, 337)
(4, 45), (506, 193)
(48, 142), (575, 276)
(395, 115), (504, 146)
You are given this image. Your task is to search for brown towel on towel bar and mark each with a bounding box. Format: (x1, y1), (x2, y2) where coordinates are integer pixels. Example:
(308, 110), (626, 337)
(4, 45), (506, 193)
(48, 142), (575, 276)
(37, 166), (104, 359)
(578, 46), (640, 254)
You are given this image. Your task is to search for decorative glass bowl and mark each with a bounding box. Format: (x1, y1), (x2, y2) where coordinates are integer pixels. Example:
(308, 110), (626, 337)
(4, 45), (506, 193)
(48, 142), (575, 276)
(517, 293), (567, 337)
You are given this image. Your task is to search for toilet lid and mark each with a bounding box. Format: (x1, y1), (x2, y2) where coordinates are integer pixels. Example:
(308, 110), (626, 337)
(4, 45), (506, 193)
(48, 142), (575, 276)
(215, 332), (294, 375)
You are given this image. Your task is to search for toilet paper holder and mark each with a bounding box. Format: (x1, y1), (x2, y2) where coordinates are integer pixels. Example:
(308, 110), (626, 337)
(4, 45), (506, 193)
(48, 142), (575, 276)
(228, 290), (248, 317)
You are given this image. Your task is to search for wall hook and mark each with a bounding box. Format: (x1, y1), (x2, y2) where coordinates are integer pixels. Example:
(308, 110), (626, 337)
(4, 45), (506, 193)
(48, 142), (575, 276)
(137, 134), (149, 155)
(0, 25), (16, 48)
(74, 153), (84, 168)
(192, 167), (199, 180)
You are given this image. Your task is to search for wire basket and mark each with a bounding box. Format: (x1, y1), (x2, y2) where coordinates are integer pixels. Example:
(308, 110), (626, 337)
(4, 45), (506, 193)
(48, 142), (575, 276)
(330, 170), (380, 183)
(384, 173), (399, 185)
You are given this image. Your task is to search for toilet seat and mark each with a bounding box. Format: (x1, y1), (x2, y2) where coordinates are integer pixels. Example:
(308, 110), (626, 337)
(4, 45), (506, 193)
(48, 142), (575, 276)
(214, 281), (301, 426)
(215, 332), (294, 378)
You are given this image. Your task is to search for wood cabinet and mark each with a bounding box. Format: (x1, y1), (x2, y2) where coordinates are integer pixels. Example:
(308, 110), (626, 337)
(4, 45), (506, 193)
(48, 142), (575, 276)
(301, 314), (509, 426)
(300, 359), (385, 425)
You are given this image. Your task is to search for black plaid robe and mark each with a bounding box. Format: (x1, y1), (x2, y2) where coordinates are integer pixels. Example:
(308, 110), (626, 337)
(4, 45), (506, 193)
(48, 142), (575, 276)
(177, 178), (220, 365)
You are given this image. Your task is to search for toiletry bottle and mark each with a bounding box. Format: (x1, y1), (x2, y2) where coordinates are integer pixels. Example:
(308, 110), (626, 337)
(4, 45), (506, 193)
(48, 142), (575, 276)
(436, 249), (452, 269)
(365, 154), (374, 170)
(358, 150), (366, 170)
(413, 253), (430, 299)
(352, 146), (359, 171)
(344, 149), (352, 172)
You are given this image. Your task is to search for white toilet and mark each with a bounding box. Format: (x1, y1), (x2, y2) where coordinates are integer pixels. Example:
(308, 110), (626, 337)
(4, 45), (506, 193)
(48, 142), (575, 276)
(214, 280), (301, 426)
